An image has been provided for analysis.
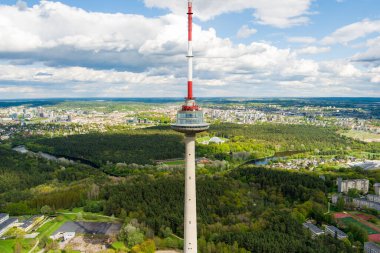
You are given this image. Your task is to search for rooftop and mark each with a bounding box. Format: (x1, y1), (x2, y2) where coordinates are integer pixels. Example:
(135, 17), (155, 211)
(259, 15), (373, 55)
(303, 223), (324, 234)
(20, 215), (43, 229)
(0, 218), (18, 231)
(0, 213), (8, 221)
(326, 225), (347, 237)
(365, 242), (380, 250)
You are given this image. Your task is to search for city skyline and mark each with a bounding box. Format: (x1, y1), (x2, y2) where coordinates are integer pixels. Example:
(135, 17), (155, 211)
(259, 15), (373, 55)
(0, 0), (379, 98)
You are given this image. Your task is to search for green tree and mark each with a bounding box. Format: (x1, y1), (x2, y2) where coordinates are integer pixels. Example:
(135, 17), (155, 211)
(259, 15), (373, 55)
(336, 196), (345, 211)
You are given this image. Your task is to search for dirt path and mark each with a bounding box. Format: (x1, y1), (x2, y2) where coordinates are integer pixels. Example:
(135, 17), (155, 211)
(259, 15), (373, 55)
(28, 239), (39, 253)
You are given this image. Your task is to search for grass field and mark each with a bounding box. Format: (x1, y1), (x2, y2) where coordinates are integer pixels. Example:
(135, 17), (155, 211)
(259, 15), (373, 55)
(0, 239), (34, 253)
(162, 160), (185, 166)
(341, 130), (380, 142)
(339, 217), (378, 234)
(112, 241), (127, 250)
(37, 213), (76, 239)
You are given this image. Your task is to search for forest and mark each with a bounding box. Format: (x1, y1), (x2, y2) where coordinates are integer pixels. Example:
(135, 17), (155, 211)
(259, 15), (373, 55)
(24, 129), (184, 166)
(17, 123), (379, 170)
(101, 166), (354, 252)
(1, 122), (379, 252)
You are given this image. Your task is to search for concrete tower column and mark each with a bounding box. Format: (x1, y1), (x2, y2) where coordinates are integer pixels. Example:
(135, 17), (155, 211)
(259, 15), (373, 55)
(184, 133), (197, 253)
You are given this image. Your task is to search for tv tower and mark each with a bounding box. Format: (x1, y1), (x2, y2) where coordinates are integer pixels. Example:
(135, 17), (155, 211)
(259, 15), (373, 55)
(171, 0), (209, 252)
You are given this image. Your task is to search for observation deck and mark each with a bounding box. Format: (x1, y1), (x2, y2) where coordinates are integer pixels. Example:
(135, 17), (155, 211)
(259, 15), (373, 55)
(171, 100), (209, 134)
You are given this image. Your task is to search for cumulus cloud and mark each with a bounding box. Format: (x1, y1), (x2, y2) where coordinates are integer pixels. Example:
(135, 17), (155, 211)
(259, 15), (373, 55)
(296, 46), (330, 55)
(321, 19), (380, 45)
(0, 1), (378, 98)
(287, 36), (316, 44)
(237, 25), (257, 39)
(352, 36), (380, 65)
(143, 0), (313, 28)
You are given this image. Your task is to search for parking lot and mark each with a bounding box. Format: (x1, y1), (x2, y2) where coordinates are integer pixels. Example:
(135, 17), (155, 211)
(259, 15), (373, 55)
(52, 221), (121, 236)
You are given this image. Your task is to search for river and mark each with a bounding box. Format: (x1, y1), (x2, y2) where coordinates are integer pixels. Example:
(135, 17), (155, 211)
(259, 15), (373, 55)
(13, 145), (74, 163)
(246, 151), (304, 165)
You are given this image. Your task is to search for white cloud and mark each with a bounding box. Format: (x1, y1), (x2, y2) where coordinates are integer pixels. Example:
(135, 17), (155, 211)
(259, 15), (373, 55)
(0, 1), (378, 98)
(296, 46), (330, 55)
(143, 0), (313, 28)
(237, 25), (257, 39)
(352, 36), (380, 65)
(321, 19), (380, 45)
(287, 36), (316, 44)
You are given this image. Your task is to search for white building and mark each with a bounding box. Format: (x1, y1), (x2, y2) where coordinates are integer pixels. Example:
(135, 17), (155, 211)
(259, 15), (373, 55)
(325, 226), (347, 240)
(367, 194), (380, 204)
(337, 177), (369, 194)
(0, 213), (9, 224)
(64, 232), (76, 241)
(353, 198), (380, 211)
(50, 231), (76, 241)
(365, 242), (380, 253)
(374, 183), (380, 196)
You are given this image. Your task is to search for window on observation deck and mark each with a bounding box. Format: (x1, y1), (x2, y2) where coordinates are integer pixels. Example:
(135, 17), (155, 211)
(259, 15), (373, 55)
(176, 111), (205, 125)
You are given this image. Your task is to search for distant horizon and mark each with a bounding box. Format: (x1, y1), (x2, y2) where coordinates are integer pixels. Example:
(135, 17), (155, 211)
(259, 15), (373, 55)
(1, 96), (380, 101)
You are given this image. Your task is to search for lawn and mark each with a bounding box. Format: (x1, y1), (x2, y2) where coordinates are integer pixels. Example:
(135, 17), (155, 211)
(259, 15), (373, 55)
(341, 130), (380, 142)
(339, 217), (378, 234)
(0, 239), (34, 253)
(162, 160), (185, 166)
(112, 241), (127, 250)
(37, 213), (76, 239)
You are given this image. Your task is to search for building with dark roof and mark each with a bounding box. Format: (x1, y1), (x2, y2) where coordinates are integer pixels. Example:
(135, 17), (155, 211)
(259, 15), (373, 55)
(365, 242), (380, 253)
(303, 222), (324, 237)
(325, 225), (347, 240)
(0, 213), (9, 224)
(0, 218), (18, 236)
(19, 215), (44, 232)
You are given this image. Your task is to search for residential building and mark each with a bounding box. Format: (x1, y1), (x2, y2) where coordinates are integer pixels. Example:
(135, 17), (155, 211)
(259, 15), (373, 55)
(337, 177), (369, 194)
(365, 242), (380, 253)
(374, 183), (380, 196)
(303, 222), (324, 237)
(0, 213), (9, 224)
(353, 198), (380, 211)
(0, 218), (18, 236)
(367, 194), (380, 204)
(325, 226), (348, 240)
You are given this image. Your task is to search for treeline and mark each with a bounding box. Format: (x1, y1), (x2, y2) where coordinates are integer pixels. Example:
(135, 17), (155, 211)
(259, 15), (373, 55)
(208, 123), (368, 153)
(0, 146), (55, 192)
(231, 166), (327, 202)
(101, 167), (353, 252)
(0, 145), (105, 214)
(26, 129), (184, 166)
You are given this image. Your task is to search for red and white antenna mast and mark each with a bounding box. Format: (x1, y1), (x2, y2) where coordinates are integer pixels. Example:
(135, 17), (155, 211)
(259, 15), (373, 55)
(187, 0), (193, 100)
(181, 0), (199, 111)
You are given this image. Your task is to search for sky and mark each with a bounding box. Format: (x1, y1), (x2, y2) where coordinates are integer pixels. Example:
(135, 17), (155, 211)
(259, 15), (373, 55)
(0, 0), (379, 98)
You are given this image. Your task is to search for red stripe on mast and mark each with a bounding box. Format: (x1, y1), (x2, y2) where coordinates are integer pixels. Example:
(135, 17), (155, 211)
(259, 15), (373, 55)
(188, 81), (193, 99)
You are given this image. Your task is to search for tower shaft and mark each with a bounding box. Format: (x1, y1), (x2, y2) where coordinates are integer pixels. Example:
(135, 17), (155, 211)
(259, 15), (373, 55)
(184, 133), (197, 253)
(171, 1), (209, 251)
